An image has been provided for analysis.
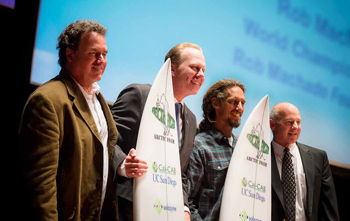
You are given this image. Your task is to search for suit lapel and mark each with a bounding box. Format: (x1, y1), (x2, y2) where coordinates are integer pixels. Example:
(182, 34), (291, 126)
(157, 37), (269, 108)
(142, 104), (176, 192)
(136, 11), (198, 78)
(271, 143), (285, 212)
(60, 70), (102, 145)
(179, 104), (190, 169)
(74, 96), (102, 143)
(179, 104), (196, 173)
(297, 142), (314, 219)
(181, 104), (190, 151)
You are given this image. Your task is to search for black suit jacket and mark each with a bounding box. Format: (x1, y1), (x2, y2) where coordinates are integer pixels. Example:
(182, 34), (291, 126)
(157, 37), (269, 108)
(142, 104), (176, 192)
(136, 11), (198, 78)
(110, 84), (197, 207)
(271, 142), (339, 221)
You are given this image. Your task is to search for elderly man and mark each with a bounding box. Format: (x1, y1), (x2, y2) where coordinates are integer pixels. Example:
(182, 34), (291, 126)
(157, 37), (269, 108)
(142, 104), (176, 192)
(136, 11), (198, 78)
(18, 20), (146, 221)
(270, 102), (339, 221)
(187, 79), (246, 220)
(110, 42), (206, 221)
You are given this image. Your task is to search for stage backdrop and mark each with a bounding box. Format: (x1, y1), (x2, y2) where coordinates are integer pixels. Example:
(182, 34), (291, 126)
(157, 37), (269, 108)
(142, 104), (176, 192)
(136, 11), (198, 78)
(30, 0), (350, 168)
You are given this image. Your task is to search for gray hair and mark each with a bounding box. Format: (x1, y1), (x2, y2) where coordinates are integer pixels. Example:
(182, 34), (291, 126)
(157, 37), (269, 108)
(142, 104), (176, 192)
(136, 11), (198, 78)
(270, 103), (287, 122)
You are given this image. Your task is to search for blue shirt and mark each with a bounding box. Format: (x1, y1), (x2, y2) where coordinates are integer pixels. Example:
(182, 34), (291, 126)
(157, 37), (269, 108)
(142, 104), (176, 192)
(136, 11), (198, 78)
(187, 120), (237, 221)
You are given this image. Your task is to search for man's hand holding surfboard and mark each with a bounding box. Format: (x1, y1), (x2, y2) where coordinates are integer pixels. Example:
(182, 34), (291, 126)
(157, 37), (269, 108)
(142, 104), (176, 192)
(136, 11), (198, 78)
(125, 148), (148, 178)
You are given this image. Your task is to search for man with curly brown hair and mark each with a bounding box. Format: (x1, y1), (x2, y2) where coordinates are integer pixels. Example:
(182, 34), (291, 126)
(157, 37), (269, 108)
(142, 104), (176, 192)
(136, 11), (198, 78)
(19, 20), (147, 221)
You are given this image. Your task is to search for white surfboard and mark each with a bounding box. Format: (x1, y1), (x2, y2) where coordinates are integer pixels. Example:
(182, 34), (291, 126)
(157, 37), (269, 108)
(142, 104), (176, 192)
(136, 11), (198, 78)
(133, 59), (184, 221)
(220, 95), (271, 221)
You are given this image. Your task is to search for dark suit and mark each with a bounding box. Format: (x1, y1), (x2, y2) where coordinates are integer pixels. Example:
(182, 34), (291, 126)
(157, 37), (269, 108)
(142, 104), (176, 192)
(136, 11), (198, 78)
(271, 142), (339, 221)
(110, 84), (197, 220)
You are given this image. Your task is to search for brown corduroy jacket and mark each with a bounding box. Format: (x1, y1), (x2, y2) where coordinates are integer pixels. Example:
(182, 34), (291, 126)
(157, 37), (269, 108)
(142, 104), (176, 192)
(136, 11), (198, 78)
(19, 69), (125, 220)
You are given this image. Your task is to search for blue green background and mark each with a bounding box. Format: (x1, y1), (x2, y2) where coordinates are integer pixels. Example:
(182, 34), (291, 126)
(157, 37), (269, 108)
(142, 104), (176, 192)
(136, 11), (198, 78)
(31, 0), (350, 166)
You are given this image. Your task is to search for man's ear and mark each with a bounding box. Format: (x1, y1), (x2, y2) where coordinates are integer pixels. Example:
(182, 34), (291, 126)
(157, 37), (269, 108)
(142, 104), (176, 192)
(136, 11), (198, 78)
(211, 97), (220, 110)
(270, 119), (275, 131)
(171, 63), (176, 76)
(66, 47), (74, 63)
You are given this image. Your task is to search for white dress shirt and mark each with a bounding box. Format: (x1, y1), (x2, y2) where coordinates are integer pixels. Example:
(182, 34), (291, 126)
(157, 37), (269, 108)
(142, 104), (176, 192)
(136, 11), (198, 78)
(272, 141), (307, 221)
(75, 81), (109, 204)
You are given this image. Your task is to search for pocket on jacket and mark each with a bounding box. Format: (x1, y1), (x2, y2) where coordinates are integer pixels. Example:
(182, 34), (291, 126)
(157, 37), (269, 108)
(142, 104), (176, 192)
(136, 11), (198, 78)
(207, 160), (230, 190)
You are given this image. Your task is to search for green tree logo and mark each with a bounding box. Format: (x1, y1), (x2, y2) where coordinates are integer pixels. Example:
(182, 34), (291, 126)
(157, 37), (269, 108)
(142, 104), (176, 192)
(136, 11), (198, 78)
(242, 177), (247, 187)
(152, 162), (158, 173)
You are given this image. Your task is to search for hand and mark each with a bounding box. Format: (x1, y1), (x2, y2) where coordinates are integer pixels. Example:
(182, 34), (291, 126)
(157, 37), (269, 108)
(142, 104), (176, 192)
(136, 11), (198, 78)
(184, 211), (191, 221)
(125, 148), (148, 178)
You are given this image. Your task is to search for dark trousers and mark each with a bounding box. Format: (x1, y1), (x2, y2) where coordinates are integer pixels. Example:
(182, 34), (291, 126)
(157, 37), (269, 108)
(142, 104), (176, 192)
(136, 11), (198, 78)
(118, 196), (133, 221)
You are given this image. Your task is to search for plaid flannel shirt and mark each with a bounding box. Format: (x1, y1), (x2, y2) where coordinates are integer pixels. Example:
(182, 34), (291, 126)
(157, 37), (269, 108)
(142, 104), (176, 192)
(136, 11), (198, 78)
(187, 120), (237, 221)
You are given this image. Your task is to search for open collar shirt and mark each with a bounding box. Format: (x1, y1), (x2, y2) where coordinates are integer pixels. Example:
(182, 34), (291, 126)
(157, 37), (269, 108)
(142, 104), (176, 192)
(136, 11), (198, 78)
(187, 120), (237, 221)
(74, 80), (109, 204)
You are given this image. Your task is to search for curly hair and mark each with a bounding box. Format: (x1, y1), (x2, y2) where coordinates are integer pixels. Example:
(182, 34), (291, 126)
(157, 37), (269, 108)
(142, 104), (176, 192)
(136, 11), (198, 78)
(202, 78), (246, 122)
(56, 20), (107, 67)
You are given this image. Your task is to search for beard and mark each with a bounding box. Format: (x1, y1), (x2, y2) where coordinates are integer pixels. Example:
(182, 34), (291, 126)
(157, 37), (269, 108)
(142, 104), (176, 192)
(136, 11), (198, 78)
(228, 118), (241, 128)
(227, 110), (242, 128)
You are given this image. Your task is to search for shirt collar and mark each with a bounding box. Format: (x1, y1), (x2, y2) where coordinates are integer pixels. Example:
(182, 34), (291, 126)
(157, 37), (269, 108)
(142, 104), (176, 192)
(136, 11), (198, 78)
(174, 98), (184, 114)
(199, 120), (236, 148)
(272, 140), (297, 158)
(71, 76), (101, 98)
(174, 97), (184, 104)
(91, 82), (101, 95)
